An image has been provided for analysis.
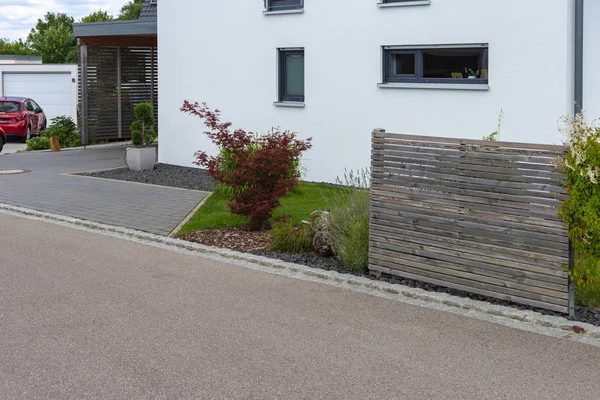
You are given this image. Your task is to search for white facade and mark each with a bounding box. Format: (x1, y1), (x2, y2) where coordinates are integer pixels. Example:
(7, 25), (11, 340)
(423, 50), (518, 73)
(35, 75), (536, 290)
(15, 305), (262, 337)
(0, 64), (78, 125)
(159, 0), (593, 183)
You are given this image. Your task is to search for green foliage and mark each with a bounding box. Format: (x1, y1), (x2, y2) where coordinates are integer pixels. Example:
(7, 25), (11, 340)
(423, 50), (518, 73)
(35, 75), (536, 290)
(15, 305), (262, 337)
(27, 13), (77, 64)
(268, 218), (314, 253)
(80, 10), (114, 23)
(558, 113), (600, 294)
(26, 136), (51, 151)
(130, 102), (156, 146)
(119, 0), (145, 20)
(324, 169), (371, 272)
(483, 109), (505, 141)
(0, 38), (34, 56)
(42, 116), (79, 148)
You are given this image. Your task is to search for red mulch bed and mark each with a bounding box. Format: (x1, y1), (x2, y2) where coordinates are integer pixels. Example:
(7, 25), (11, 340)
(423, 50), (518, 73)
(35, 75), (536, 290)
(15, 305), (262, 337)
(177, 227), (272, 252)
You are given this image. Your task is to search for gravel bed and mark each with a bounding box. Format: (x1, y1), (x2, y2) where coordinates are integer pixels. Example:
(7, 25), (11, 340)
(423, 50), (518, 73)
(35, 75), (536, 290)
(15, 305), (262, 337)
(82, 163), (214, 191)
(251, 250), (600, 327)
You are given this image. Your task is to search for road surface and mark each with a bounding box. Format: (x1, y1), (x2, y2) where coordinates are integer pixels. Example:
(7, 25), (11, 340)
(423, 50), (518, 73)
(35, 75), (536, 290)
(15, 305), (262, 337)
(1, 213), (599, 399)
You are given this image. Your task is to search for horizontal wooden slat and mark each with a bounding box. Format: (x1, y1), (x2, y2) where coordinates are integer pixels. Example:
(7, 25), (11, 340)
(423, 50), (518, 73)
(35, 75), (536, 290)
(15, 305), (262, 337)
(371, 199), (566, 237)
(369, 248), (568, 298)
(370, 221), (567, 271)
(373, 142), (559, 164)
(369, 132), (571, 314)
(373, 172), (564, 205)
(372, 176), (561, 211)
(372, 131), (566, 152)
(370, 236), (567, 283)
(371, 186), (563, 226)
(369, 255), (567, 306)
(370, 215), (568, 260)
(369, 264), (568, 314)
(372, 159), (565, 190)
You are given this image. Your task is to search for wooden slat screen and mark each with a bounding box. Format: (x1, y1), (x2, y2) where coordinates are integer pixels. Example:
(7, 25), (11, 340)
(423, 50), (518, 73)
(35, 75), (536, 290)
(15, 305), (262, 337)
(120, 47), (158, 137)
(84, 46), (158, 142)
(369, 130), (572, 314)
(86, 46), (119, 142)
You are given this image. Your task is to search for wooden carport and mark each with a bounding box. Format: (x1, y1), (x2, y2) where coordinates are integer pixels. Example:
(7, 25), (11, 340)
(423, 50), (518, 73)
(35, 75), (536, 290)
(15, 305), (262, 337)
(73, 19), (157, 144)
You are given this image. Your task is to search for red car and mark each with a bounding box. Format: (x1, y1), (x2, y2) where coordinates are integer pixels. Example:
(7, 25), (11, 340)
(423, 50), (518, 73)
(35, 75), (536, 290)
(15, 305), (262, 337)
(0, 97), (47, 143)
(0, 127), (6, 153)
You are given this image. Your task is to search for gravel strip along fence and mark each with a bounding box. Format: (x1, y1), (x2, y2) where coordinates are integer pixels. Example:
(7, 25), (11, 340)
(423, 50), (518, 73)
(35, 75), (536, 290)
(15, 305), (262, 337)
(81, 164), (215, 191)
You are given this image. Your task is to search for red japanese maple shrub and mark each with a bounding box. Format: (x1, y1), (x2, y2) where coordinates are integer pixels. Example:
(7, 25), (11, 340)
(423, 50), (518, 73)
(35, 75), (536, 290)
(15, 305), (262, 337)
(181, 101), (312, 230)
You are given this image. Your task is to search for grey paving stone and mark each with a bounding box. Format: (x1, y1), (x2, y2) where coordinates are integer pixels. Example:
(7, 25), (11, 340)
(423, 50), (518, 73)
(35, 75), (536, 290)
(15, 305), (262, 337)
(0, 147), (208, 235)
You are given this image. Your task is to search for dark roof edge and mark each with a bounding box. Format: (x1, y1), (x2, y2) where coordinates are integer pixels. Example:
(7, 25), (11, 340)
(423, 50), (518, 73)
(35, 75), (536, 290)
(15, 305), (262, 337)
(73, 19), (157, 37)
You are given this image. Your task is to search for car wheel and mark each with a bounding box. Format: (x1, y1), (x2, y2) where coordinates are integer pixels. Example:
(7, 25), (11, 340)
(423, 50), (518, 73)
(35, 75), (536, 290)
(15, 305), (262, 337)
(21, 126), (31, 143)
(41, 121), (47, 132)
(0, 136), (4, 153)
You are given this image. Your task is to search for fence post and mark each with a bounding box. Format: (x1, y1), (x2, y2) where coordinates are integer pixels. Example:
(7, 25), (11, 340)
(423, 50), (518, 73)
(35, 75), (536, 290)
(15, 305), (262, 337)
(568, 241), (575, 318)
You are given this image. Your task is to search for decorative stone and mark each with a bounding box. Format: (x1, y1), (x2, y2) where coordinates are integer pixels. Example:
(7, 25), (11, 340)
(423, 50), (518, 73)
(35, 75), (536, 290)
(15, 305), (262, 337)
(307, 210), (334, 255)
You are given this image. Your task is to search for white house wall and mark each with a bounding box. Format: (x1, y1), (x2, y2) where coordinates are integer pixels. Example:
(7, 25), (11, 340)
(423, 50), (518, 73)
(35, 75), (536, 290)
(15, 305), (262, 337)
(159, 0), (574, 182)
(584, 0), (600, 123)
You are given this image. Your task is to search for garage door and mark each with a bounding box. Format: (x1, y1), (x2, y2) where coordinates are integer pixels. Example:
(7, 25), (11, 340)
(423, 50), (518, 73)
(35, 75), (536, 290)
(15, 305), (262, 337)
(2, 73), (74, 125)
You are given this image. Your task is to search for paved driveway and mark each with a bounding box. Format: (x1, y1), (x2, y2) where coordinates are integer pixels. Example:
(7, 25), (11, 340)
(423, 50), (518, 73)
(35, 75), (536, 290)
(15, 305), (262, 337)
(0, 142), (26, 155)
(0, 147), (208, 235)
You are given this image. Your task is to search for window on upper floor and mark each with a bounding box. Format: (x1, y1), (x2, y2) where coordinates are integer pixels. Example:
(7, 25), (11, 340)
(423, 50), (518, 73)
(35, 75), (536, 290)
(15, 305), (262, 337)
(278, 49), (305, 103)
(383, 45), (489, 85)
(266, 0), (304, 12)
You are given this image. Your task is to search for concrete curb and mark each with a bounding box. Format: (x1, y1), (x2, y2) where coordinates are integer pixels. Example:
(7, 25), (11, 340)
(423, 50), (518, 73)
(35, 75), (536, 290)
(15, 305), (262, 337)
(1, 202), (599, 342)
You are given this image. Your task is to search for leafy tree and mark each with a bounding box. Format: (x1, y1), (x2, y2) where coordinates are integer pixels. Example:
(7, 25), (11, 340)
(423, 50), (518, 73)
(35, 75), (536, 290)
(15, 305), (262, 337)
(80, 10), (114, 23)
(27, 13), (76, 64)
(119, 0), (145, 20)
(0, 38), (34, 56)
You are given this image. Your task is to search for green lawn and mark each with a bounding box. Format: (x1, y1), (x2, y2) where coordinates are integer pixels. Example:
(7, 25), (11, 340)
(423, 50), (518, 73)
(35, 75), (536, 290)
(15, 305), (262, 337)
(177, 182), (343, 234)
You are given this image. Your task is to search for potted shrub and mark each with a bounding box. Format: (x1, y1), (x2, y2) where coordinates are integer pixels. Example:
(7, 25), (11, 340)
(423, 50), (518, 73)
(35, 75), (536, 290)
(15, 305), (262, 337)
(126, 102), (157, 171)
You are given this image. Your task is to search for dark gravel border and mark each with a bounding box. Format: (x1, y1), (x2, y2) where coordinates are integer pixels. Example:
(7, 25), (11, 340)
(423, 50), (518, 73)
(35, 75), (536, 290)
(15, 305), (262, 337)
(81, 163), (214, 192)
(251, 250), (600, 327)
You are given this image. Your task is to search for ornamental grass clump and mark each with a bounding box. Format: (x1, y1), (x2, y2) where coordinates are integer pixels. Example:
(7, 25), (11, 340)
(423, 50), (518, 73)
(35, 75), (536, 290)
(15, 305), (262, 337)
(558, 113), (600, 296)
(325, 169), (371, 272)
(181, 101), (312, 230)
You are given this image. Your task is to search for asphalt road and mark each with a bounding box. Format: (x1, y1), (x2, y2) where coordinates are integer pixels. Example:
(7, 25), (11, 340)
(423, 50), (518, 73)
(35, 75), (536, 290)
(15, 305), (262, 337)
(1, 213), (600, 399)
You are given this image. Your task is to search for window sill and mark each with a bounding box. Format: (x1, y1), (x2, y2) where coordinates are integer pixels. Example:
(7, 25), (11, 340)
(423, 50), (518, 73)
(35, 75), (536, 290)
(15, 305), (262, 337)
(378, 82), (489, 91)
(263, 9), (304, 16)
(378, 1), (431, 8)
(274, 101), (305, 108)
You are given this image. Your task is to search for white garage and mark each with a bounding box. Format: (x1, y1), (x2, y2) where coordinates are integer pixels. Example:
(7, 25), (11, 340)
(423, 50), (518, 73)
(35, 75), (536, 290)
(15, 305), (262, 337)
(0, 57), (78, 126)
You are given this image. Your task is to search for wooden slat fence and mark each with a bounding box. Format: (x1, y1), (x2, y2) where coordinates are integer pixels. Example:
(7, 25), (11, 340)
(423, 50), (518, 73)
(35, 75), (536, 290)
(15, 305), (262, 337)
(369, 130), (573, 314)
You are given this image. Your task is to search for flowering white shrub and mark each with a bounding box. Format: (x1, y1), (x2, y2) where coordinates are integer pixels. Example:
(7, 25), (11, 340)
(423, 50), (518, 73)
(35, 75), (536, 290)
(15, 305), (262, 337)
(558, 113), (600, 289)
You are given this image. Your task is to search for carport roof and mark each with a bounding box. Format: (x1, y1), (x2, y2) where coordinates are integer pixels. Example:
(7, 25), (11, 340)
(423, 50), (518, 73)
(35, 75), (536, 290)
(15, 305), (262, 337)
(73, 19), (157, 47)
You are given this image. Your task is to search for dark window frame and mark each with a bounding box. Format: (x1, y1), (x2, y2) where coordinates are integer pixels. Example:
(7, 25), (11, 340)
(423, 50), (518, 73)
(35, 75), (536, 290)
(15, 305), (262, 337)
(266, 0), (304, 12)
(279, 49), (305, 103)
(383, 46), (489, 85)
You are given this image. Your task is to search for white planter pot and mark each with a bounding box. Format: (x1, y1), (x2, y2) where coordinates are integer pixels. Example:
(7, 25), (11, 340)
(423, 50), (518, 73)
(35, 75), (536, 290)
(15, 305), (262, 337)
(126, 147), (156, 171)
